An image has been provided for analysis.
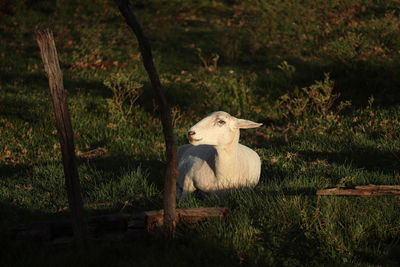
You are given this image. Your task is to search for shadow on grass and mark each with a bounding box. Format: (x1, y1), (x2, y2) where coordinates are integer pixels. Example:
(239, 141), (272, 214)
(0, 163), (33, 181)
(298, 146), (399, 176)
(0, 155), (242, 266)
(82, 155), (166, 187)
(0, 235), (243, 267)
(151, 24), (400, 108)
(0, 203), (243, 267)
(0, 70), (111, 97)
(260, 223), (326, 265)
(253, 57), (400, 107)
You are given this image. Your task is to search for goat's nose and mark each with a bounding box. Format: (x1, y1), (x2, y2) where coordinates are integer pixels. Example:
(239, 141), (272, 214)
(188, 131), (196, 136)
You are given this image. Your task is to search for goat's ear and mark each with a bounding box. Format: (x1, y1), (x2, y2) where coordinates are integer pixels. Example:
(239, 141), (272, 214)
(234, 118), (262, 129)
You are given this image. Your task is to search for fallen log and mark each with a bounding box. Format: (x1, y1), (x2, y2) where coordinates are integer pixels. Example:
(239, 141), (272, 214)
(9, 207), (229, 243)
(317, 184), (400, 197)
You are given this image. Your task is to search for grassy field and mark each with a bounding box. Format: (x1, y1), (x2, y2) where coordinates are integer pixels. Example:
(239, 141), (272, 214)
(1, 0), (400, 266)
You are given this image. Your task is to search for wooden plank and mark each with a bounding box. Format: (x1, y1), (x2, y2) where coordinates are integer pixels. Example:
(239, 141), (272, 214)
(355, 184), (400, 190)
(36, 29), (87, 248)
(177, 207), (230, 223)
(9, 208), (229, 242)
(317, 185), (400, 196)
(145, 207), (230, 231)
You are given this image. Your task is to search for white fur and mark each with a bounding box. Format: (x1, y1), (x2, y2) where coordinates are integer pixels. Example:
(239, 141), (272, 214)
(177, 111), (262, 199)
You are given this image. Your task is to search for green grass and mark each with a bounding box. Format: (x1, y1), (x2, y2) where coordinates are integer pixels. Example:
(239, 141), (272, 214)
(1, 0), (400, 266)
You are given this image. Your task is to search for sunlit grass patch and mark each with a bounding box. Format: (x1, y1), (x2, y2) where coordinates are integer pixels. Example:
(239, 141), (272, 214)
(1, 0), (400, 266)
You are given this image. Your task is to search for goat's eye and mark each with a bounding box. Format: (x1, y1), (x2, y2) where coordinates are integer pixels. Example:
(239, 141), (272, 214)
(217, 120), (226, 126)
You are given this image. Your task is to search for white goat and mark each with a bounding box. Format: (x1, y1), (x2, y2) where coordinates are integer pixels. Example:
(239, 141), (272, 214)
(177, 111), (262, 199)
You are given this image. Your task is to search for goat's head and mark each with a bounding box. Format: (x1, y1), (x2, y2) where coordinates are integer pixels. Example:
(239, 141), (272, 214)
(187, 111), (262, 146)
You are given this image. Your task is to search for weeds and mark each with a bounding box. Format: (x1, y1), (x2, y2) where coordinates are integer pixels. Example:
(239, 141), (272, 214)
(353, 96), (400, 139)
(277, 60), (296, 79)
(268, 73), (352, 137)
(199, 71), (255, 117)
(170, 105), (184, 128)
(103, 71), (143, 123)
(196, 47), (220, 72)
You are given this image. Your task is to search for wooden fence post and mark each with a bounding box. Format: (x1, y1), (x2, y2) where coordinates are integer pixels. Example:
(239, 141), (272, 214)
(36, 29), (88, 248)
(114, 0), (178, 235)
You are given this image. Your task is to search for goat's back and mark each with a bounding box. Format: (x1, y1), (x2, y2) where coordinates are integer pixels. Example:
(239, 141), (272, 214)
(237, 144), (261, 186)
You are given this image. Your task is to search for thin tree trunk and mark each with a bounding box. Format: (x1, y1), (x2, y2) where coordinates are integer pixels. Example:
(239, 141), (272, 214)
(114, 0), (178, 235)
(36, 29), (87, 248)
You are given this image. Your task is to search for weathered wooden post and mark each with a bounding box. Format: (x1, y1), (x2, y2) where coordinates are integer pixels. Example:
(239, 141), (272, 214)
(36, 29), (88, 247)
(114, 0), (178, 235)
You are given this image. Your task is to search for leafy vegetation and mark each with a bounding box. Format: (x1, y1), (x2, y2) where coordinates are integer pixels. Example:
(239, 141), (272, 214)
(1, 0), (400, 266)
